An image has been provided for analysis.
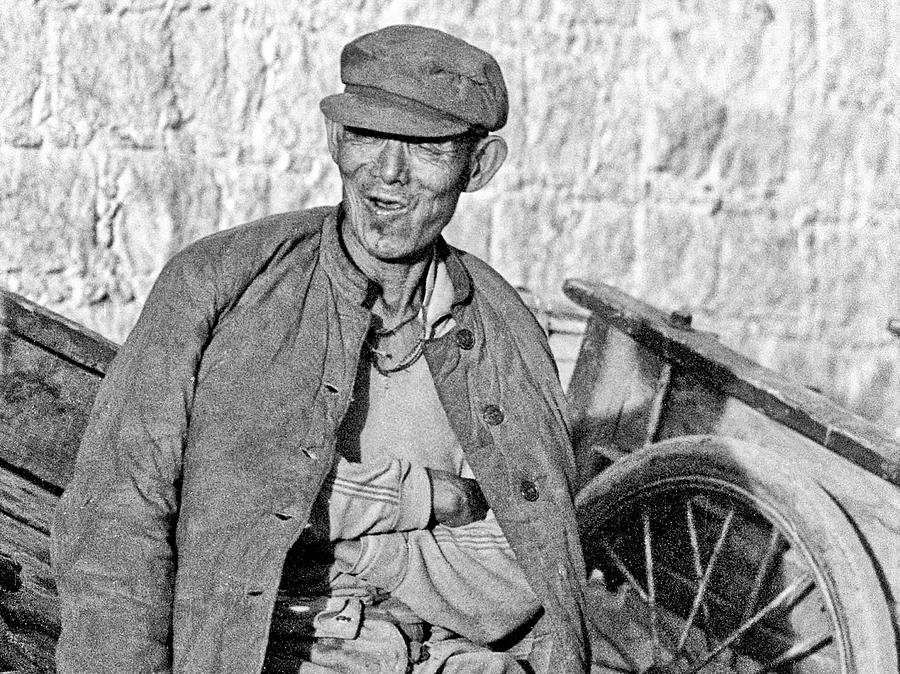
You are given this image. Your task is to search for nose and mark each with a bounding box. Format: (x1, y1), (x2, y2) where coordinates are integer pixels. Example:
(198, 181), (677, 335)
(375, 139), (409, 184)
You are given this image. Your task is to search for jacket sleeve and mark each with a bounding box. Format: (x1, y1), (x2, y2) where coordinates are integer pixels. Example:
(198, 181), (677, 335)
(347, 512), (541, 645)
(51, 248), (218, 674)
(305, 456), (432, 541)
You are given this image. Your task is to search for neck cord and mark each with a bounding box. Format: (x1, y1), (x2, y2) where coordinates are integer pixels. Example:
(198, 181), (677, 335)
(368, 254), (437, 375)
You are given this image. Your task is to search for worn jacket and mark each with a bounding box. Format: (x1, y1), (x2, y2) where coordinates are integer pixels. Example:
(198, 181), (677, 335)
(51, 205), (590, 673)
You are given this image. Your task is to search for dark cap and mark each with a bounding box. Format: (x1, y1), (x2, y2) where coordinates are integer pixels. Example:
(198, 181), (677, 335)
(320, 25), (508, 137)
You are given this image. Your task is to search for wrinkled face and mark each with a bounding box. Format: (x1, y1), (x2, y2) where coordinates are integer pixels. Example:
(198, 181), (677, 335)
(330, 125), (476, 263)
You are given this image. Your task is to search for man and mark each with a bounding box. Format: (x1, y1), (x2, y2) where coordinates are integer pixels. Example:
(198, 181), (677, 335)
(52, 24), (590, 673)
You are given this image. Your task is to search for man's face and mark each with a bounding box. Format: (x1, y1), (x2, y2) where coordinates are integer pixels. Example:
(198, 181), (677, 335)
(330, 124), (476, 263)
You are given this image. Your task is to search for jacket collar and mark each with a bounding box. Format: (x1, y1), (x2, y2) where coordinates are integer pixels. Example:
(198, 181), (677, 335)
(320, 204), (375, 306)
(435, 238), (473, 309)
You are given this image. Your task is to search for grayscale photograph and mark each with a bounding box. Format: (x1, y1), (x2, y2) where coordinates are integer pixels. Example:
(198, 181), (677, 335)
(0, 1), (898, 672)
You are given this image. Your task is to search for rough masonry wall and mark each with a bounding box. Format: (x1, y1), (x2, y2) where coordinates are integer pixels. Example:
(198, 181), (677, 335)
(1, 0), (898, 435)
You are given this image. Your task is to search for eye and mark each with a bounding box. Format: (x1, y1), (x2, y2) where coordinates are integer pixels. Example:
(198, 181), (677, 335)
(412, 140), (465, 160)
(343, 127), (382, 144)
(419, 141), (451, 154)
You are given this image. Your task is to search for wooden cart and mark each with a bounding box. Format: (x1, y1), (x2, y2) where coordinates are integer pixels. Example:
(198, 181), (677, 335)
(1, 282), (898, 673)
(565, 279), (900, 673)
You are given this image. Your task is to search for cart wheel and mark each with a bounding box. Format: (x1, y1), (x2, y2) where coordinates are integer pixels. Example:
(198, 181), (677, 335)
(576, 435), (897, 674)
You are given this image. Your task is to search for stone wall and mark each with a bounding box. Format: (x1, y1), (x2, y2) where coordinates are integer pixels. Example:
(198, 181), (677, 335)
(1, 0), (898, 435)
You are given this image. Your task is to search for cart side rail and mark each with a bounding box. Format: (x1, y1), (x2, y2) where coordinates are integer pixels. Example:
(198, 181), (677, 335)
(564, 278), (900, 489)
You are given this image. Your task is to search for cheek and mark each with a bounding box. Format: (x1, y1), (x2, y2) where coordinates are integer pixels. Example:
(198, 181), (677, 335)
(338, 159), (369, 185)
(336, 145), (375, 179)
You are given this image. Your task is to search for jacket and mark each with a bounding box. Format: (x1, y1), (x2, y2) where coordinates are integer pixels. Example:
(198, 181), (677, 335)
(51, 205), (590, 673)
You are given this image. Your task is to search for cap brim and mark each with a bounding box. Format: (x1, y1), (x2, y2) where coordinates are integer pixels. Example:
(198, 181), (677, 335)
(320, 92), (470, 138)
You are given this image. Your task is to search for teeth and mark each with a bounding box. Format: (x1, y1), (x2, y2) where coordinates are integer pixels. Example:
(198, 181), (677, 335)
(371, 197), (404, 211)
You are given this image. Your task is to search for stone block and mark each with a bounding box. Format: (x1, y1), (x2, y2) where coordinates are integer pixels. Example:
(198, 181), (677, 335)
(631, 203), (720, 312)
(59, 293), (143, 344)
(705, 207), (900, 351)
(708, 210), (806, 323)
(559, 199), (636, 292)
(715, 109), (790, 199)
(643, 92), (730, 180)
(169, 5), (259, 158)
(641, 0), (813, 95)
(487, 190), (636, 301)
(837, 345), (900, 431)
(485, 186), (562, 293)
(503, 32), (644, 191)
(866, 112), (900, 210)
(375, 0), (640, 40)
(169, 4), (365, 164)
(34, 149), (223, 340)
(53, 10), (174, 148)
(212, 164), (271, 232)
(807, 213), (900, 337)
(781, 108), (894, 218)
(0, 147), (97, 298)
(637, 0), (818, 194)
(268, 157), (339, 215)
(105, 150), (222, 279)
(0, 4), (44, 139)
(0, 146), (149, 339)
(826, 0), (895, 107)
(443, 186), (500, 263)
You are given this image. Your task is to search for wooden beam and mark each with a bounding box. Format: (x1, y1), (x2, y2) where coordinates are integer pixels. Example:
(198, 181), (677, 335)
(564, 279), (900, 488)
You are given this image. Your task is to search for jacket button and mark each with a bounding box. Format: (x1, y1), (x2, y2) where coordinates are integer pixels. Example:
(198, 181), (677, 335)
(520, 479), (539, 502)
(455, 328), (475, 350)
(482, 404), (504, 426)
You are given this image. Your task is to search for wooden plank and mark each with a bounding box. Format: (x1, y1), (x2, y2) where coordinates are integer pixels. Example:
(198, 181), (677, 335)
(567, 316), (666, 483)
(0, 290), (116, 377)
(655, 369), (731, 441)
(0, 510), (59, 674)
(643, 363), (671, 445)
(0, 467), (60, 672)
(0, 507), (53, 573)
(0, 325), (103, 492)
(567, 316), (612, 423)
(564, 278), (900, 488)
(0, 468), (57, 536)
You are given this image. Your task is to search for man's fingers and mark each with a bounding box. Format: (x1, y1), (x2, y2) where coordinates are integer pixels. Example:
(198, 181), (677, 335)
(462, 478), (489, 520)
(427, 469), (490, 527)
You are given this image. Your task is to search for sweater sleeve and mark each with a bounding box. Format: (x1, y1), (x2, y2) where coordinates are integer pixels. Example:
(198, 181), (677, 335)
(305, 456), (432, 541)
(348, 511), (541, 645)
(50, 248), (218, 674)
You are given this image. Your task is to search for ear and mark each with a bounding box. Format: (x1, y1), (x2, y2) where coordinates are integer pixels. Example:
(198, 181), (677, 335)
(463, 135), (508, 193)
(325, 118), (342, 162)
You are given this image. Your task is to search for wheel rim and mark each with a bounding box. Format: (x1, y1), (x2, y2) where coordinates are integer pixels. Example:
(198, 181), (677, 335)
(583, 476), (849, 674)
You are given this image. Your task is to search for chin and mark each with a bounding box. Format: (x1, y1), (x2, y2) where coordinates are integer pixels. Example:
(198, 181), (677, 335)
(368, 240), (431, 264)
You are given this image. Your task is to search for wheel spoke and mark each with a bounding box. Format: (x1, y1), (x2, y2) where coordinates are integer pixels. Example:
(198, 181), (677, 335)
(600, 540), (649, 603)
(753, 633), (833, 673)
(676, 507), (735, 651)
(742, 528), (782, 625)
(685, 501), (713, 651)
(643, 507), (660, 657)
(684, 572), (816, 673)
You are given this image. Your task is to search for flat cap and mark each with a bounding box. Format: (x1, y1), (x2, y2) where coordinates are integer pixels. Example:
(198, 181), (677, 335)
(320, 24), (508, 137)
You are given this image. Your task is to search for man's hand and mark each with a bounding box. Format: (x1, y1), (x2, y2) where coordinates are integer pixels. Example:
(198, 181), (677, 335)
(331, 539), (363, 573)
(426, 468), (490, 527)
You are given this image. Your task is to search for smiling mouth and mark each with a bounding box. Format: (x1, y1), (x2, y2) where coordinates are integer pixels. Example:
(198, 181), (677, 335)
(366, 193), (409, 213)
